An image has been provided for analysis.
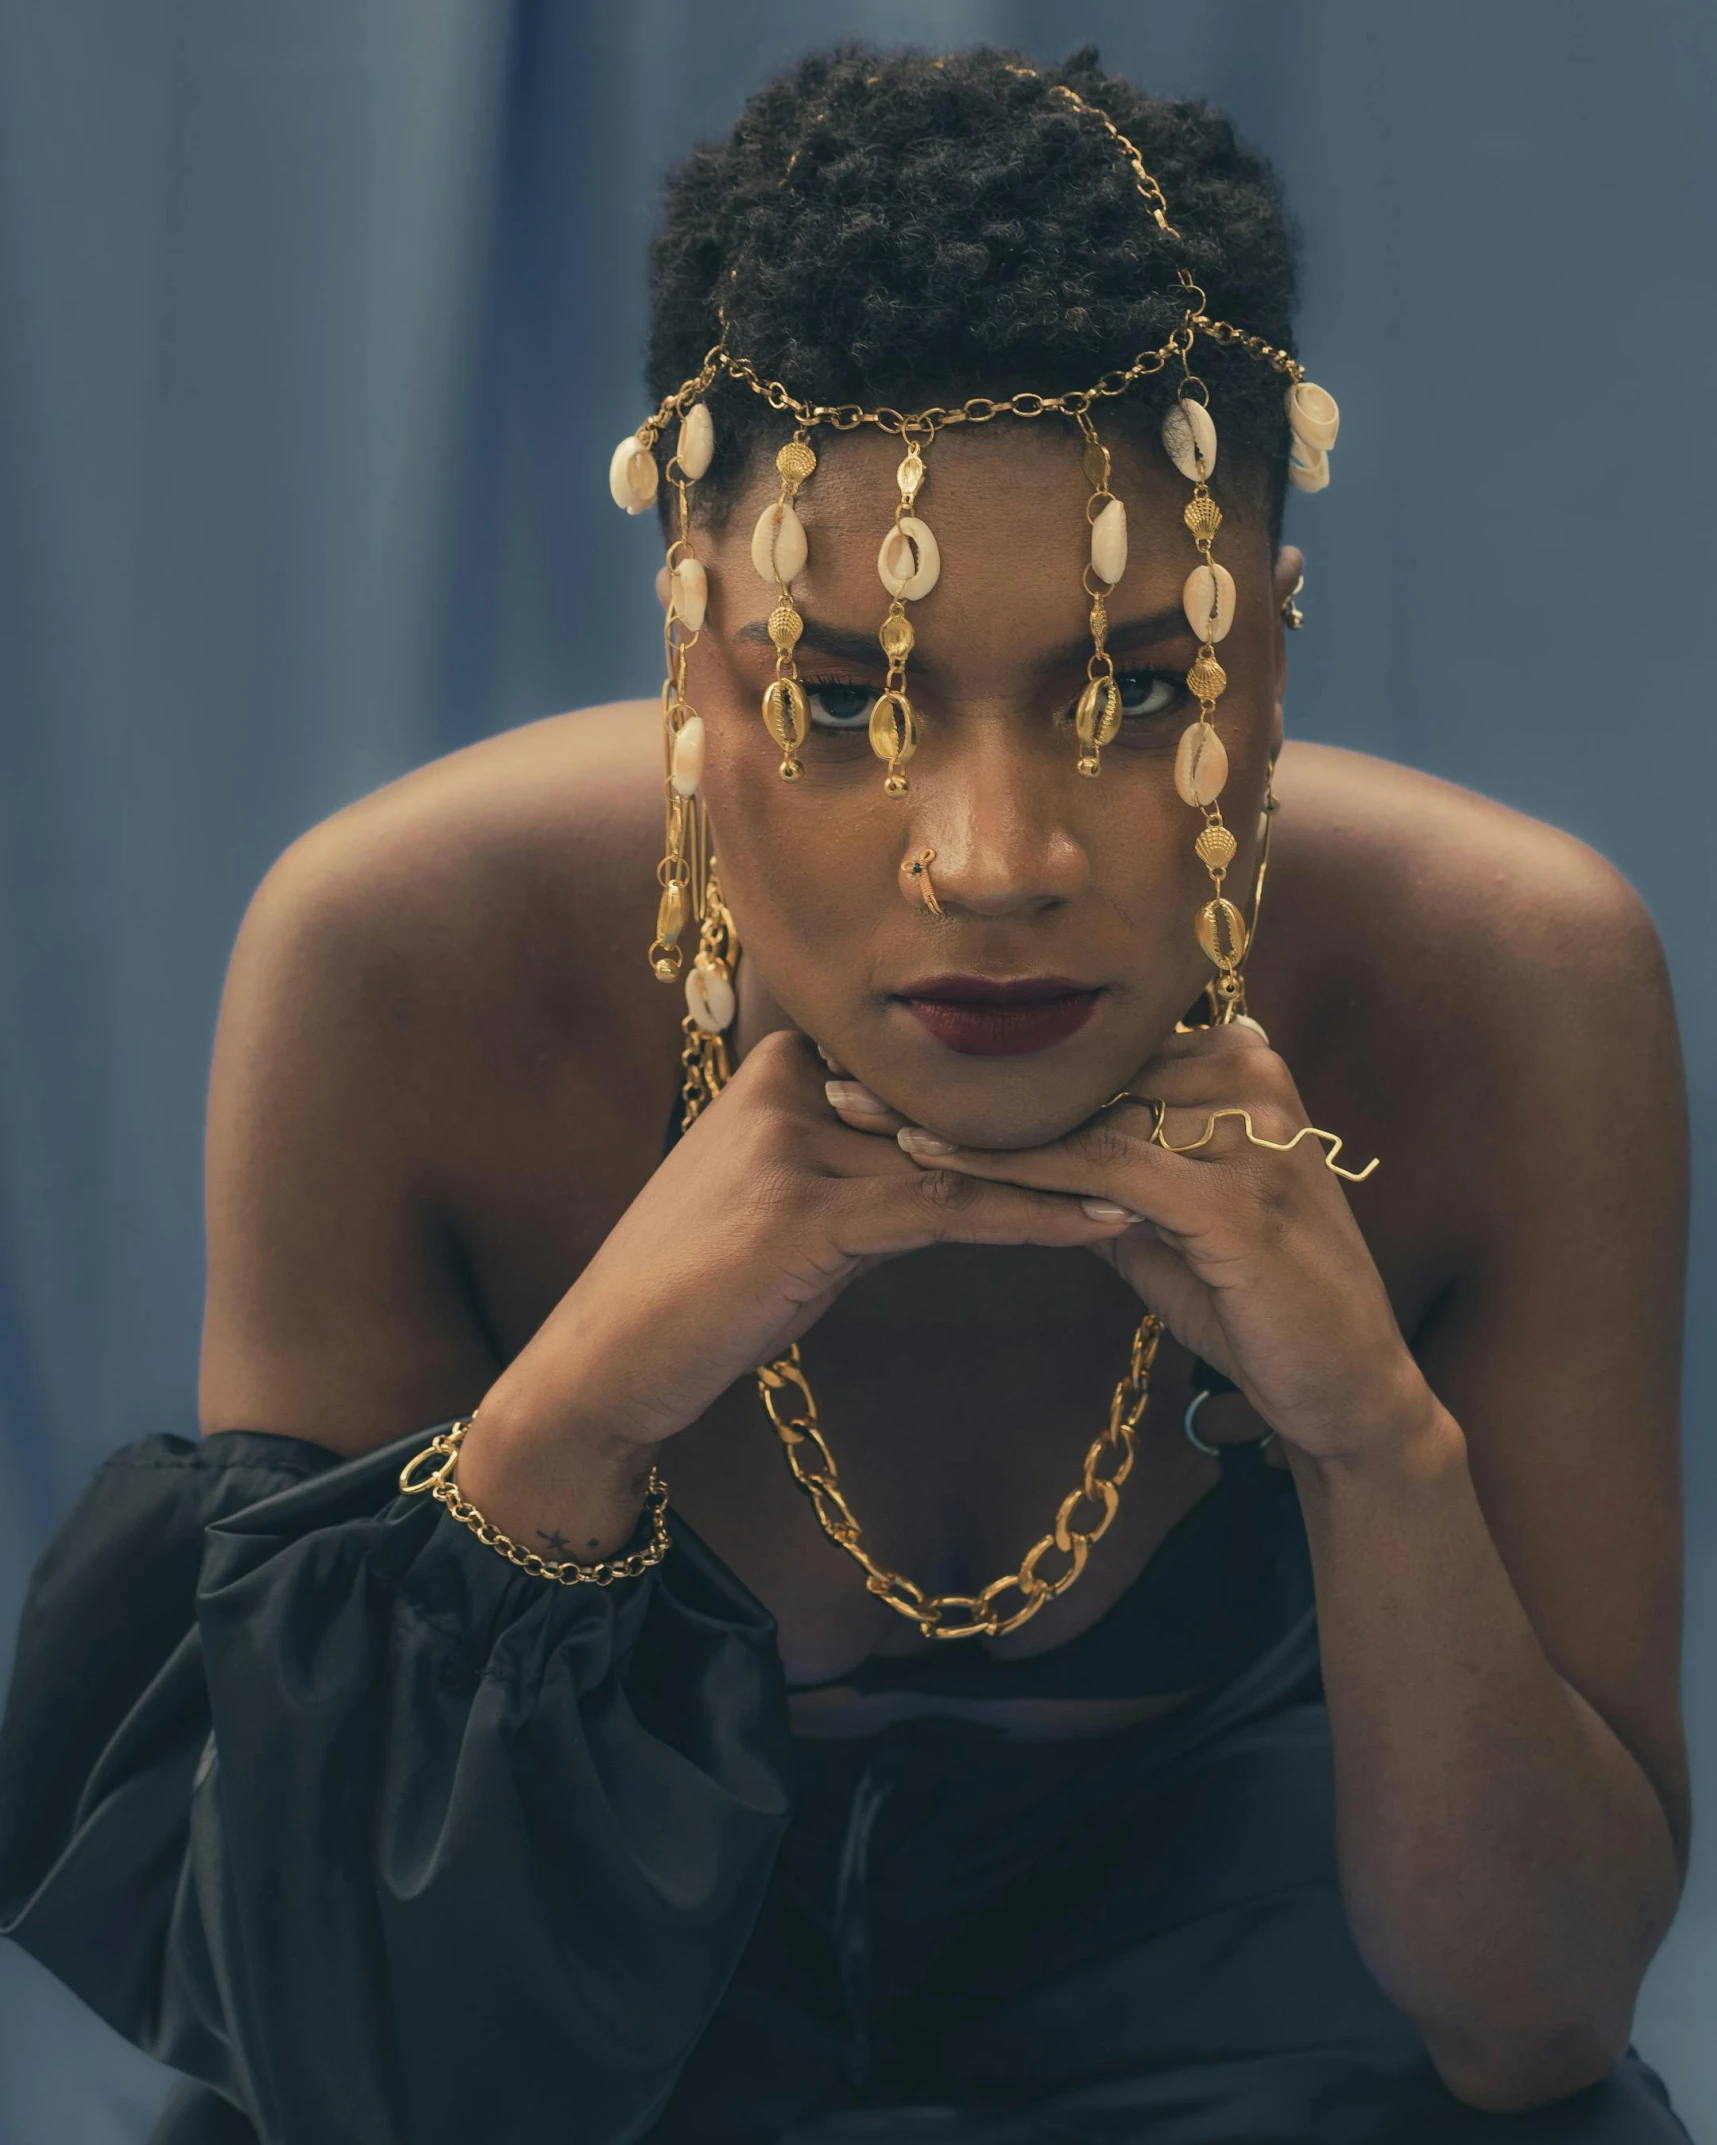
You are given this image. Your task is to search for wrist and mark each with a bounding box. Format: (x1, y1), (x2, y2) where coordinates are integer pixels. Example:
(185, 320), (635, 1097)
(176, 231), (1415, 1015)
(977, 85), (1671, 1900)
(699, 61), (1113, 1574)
(456, 1384), (661, 1561)
(1286, 1358), (1463, 1492)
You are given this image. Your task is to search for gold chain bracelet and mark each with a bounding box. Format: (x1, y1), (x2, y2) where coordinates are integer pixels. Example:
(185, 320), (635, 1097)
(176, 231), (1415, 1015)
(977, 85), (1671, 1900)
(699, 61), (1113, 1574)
(756, 1309), (1164, 1642)
(398, 1418), (671, 1586)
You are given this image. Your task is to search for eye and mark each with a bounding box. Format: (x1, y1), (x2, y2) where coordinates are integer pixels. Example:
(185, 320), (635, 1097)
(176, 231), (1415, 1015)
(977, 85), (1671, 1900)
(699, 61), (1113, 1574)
(802, 677), (875, 732)
(1114, 669), (1182, 721)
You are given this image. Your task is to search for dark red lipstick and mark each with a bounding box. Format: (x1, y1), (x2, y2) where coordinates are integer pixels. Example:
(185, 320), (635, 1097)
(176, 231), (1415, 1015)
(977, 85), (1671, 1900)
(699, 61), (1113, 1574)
(895, 973), (1104, 1056)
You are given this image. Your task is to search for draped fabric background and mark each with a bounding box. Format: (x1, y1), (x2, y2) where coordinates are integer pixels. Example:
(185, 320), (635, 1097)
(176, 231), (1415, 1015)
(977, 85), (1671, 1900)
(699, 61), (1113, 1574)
(0, 0), (1711, 2136)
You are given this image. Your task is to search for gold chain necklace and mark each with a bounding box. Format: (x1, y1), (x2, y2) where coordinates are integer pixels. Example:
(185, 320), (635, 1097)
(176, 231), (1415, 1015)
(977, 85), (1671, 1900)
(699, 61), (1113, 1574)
(677, 872), (1161, 1642)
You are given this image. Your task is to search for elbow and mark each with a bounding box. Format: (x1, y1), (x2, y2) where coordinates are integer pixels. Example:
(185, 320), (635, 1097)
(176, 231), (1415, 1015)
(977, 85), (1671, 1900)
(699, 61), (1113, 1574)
(1431, 2016), (1634, 2115)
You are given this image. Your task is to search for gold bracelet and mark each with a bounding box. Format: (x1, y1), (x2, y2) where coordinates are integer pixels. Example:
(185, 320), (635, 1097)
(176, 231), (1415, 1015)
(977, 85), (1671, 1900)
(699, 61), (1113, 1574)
(398, 1416), (671, 1586)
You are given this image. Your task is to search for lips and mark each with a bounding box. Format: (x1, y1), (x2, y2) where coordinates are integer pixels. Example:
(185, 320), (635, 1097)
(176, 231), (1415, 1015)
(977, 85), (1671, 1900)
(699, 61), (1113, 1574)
(894, 974), (1104, 1057)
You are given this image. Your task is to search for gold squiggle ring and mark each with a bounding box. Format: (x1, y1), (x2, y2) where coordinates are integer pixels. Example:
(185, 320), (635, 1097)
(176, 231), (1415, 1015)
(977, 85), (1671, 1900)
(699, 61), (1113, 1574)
(1101, 1091), (1380, 1184)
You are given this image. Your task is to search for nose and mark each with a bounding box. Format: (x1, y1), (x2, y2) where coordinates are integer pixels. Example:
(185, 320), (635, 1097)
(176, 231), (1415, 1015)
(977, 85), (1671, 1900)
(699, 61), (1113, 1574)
(907, 720), (1091, 917)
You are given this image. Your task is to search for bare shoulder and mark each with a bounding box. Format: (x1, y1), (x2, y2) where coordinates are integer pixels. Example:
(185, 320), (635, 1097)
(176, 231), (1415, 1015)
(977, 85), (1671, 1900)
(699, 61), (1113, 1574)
(1274, 739), (1672, 1031)
(200, 699), (673, 1449)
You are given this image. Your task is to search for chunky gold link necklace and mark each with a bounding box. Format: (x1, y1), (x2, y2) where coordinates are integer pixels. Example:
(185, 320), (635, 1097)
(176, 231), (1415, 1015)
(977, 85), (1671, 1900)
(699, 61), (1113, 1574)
(678, 876), (1162, 1643)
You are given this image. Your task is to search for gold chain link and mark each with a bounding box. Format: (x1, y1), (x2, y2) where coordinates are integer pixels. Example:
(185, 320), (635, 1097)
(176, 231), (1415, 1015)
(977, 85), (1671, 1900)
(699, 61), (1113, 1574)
(754, 1312), (1163, 1640)
(399, 1421), (671, 1586)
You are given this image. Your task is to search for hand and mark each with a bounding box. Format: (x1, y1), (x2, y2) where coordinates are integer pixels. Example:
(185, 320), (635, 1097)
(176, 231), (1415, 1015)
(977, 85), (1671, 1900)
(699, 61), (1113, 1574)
(473, 1028), (1133, 1466)
(830, 1021), (1432, 1464)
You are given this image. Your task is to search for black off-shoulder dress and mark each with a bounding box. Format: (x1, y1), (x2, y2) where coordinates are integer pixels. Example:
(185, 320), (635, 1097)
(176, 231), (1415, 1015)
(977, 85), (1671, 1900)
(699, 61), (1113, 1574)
(0, 1418), (1693, 2144)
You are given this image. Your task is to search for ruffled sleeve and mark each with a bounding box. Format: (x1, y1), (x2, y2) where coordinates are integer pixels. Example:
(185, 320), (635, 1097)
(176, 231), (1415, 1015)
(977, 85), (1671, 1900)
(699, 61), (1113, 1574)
(0, 1428), (793, 2145)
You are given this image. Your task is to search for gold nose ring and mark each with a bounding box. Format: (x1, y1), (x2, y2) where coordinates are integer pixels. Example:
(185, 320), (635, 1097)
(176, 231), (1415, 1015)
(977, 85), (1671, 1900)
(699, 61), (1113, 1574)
(901, 846), (944, 916)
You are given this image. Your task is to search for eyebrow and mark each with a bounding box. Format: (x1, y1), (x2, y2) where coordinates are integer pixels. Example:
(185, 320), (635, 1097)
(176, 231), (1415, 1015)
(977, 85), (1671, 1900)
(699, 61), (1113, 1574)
(732, 605), (1191, 671)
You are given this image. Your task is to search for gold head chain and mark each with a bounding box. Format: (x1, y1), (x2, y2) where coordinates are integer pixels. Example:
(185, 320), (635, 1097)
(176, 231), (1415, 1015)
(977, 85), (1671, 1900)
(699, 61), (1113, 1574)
(604, 78), (1348, 1638)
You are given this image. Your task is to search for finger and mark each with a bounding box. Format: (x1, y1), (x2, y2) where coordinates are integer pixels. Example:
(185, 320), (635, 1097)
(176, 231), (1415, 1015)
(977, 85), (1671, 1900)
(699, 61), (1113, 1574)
(824, 1078), (910, 1136)
(892, 1114), (1294, 1243)
(836, 1166), (1141, 1259)
(1146, 1018), (1275, 1067)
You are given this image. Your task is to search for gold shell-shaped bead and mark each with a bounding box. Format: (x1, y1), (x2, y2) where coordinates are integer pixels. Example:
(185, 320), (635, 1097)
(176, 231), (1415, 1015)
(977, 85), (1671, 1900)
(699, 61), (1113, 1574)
(1287, 441), (1330, 494)
(878, 516), (940, 601)
(608, 434), (658, 514)
(655, 879), (688, 946)
(1082, 440), (1112, 491)
(677, 402), (715, 481)
(1090, 496), (1128, 586)
(1075, 677), (1122, 749)
(1183, 492), (1223, 541)
(1195, 822), (1238, 872)
(762, 677), (809, 752)
(671, 556), (707, 632)
(1175, 721), (1229, 807)
(895, 450), (925, 501)
(869, 690), (918, 765)
(1186, 653), (1228, 702)
(768, 600), (803, 653)
(1162, 398), (1218, 484)
(776, 438), (818, 486)
(1197, 897), (1249, 968)
(685, 957), (736, 1035)
(670, 712), (705, 799)
(1286, 381), (1339, 454)
(1183, 561), (1237, 644)
(752, 501), (808, 585)
(879, 611), (915, 661)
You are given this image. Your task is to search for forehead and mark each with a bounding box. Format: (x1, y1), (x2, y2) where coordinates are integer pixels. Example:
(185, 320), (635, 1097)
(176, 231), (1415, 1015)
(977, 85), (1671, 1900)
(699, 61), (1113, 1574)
(701, 415), (1271, 662)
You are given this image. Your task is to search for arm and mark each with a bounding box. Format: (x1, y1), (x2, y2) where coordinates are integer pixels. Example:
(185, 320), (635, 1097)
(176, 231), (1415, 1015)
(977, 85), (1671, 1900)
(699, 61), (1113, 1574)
(0, 817), (794, 2144)
(1291, 858), (1689, 2110)
(877, 844), (1691, 2112)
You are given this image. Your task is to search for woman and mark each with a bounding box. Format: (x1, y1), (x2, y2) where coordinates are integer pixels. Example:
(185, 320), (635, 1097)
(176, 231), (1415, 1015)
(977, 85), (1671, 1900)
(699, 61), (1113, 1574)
(0, 42), (1694, 2145)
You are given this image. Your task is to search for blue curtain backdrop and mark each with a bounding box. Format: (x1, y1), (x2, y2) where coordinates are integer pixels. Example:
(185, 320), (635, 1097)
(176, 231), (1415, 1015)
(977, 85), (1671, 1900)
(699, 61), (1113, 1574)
(1, 1), (1711, 2137)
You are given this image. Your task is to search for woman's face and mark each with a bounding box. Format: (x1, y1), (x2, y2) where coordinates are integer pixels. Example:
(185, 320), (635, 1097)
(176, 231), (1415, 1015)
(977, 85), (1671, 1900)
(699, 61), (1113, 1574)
(689, 419), (1298, 1148)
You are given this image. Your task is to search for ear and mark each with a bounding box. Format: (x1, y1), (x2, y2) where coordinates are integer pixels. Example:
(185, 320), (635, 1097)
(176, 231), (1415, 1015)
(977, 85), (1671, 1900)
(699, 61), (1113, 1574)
(1268, 544), (1304, 758)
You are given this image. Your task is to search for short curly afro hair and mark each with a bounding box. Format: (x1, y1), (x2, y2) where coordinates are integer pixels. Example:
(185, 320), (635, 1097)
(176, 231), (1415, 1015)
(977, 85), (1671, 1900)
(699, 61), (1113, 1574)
(647, 43), (1299, 526)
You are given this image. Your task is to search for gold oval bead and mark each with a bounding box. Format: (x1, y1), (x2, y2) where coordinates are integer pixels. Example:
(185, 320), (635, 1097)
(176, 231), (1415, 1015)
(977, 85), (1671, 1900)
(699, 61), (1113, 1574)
(1075, 677), (1121, 748)
(869, 689), (919, 765)
(776, 438), (817, 485)
(879, 611), (915, 661)
(762, 677), (809, 752)
(1196, 896), (1249, 969)
(1082, 440), (1112, 491)
(1187, 653), (1228, 702)
(656, 880), (687, 946)
(1088, 596), (1108, 642)
(768, 601), (803, 653)
(1195, 822), (1238, 873)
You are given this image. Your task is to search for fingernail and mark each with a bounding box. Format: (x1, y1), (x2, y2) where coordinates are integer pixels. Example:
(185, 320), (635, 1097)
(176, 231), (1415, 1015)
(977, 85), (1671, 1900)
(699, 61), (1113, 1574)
(897, 1127), (957, 1156)
(1234, 1015), (1270, 1041)
(1081, 1199), (1142, 1222)
(826, 1080), (891, 1114)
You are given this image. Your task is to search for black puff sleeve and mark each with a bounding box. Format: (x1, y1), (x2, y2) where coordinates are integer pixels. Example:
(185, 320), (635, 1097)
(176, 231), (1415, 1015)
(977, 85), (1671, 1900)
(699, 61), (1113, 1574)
(0, 1428), (793, 2145)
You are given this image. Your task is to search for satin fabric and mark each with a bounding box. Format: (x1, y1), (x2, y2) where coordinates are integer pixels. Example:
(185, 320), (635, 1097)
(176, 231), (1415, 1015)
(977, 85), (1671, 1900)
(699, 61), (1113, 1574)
(0, 1428), (1693, 2143)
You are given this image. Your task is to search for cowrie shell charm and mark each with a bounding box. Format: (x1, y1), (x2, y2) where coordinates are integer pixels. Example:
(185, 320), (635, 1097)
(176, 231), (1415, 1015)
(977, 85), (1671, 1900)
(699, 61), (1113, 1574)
(1183, 562), (1236, 644)
(671, 557), (707, 632)
(608, 436), (658, 514)
(878, 517), (941, 601)
(677, 402), (715, 480)
(1090, 497), (1128, 586)
(686, 957), (735, 1034)
(1174, 722), (1229, 807)
(1285, 382), (1339, 454)
(670, 713), (705, 798)
(1162, 399), (1218, 484)
(752, 502), (808, 585)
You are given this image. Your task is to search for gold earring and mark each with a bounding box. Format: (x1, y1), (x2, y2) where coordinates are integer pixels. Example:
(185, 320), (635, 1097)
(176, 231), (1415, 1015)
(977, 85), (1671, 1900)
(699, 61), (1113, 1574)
(648, 402), (715, 982)
(1281, 573), (1305, 630)
(753, 433), (817, 780)
(1075, 414), (1125, 776)
(900, 846), (944, 916)
(1162, 341), (1247, 1021)
(870, 431), (939, 798)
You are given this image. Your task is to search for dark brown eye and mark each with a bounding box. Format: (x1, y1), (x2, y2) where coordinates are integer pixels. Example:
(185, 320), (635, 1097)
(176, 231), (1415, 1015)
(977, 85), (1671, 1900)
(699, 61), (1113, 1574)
(803, 680), (874, 731)
(1115, 671), (1180, 720)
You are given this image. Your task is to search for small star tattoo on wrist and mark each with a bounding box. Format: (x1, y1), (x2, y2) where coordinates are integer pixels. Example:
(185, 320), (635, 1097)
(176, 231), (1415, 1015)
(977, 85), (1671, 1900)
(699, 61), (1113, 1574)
(537, 1528), (572, 1557)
